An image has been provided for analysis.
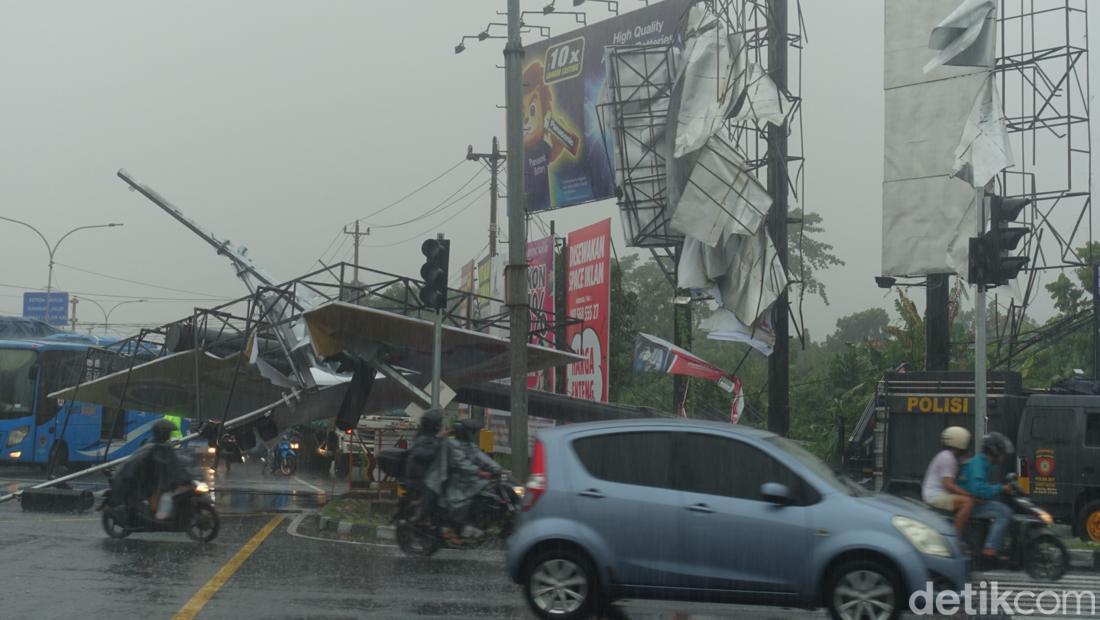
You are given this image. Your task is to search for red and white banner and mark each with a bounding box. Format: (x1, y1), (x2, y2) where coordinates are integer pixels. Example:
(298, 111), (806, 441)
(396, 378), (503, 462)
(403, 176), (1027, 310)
(634, 332), (745, 424)
(527, 235), (556, 391)
(565, 219), (611, 402)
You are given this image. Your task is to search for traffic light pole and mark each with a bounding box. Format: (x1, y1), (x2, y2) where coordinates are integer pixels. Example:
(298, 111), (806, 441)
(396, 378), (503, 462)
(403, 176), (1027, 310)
(974, 186), (988, 443)
(432, 308), (443, 408)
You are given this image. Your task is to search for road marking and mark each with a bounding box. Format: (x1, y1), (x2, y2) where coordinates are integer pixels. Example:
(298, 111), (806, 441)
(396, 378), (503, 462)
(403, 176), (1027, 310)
(172, 514), (284, 620)
(291, 476), (325, 493)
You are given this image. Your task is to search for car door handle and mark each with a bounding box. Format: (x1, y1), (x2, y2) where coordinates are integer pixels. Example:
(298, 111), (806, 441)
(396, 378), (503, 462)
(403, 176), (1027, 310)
(687, 503), (714, 514)
(578, 489), (605, 499)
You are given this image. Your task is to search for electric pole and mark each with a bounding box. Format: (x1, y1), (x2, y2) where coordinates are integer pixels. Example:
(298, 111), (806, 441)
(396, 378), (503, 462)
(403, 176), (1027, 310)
(343, 221), (370, 284)
(766, 0), (790, 437)
(505, 0), (530, 482)
(467, 138), (506, 257)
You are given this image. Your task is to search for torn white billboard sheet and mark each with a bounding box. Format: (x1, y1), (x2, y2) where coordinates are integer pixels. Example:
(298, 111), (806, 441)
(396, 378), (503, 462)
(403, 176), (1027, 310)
(730, 63), (786, 127)
(672, 6), (744, 158)
(670, 135), (771, 246)
(679, 226), (787, 327)
(952, 75), (1013, 188)
(700, 305), (776, 356)
(882, 0), (995, 277)
(924, 0), (996, 73)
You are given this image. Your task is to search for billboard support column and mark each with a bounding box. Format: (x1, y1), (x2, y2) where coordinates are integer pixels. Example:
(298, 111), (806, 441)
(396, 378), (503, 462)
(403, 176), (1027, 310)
(505, 0), (530, 483)
(767, 0), (790, 437)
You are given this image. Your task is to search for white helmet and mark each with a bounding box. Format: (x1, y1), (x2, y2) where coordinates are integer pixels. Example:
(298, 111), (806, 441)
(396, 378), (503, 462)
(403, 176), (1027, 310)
(942, 426), (971, 450)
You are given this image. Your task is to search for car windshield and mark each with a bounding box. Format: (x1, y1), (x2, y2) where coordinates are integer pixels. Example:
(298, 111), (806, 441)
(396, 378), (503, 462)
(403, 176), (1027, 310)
(764, 435), (867, 496)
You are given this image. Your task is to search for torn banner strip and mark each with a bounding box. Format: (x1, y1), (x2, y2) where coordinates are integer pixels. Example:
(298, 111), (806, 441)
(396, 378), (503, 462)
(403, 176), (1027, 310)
(923, 0), (996, 73)
(633, 332), (745, 423)
(951, 74), (1013, 188)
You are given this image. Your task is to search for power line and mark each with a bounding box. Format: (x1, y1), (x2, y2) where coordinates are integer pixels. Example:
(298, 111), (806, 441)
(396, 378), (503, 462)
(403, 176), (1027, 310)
(365, 188), (492, 249)
(362, 170), (488, 230)
(52, 262), (228, 298)
(0, 281), (227, 303)
(353, 158), (468, 223)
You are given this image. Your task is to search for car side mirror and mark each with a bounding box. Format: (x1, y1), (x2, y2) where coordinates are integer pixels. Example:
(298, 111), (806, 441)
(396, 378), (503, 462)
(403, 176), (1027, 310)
(761, 482), (796, 505)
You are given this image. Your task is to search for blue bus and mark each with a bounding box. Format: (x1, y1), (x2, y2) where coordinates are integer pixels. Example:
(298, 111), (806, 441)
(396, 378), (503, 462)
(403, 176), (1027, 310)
(0, 334), (186, 470)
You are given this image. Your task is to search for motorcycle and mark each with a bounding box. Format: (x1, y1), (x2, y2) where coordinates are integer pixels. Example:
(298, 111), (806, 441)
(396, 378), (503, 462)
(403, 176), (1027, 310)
(269, 436), (300, 476)
(99, 472), (220, 543)
(954, 474), (1069, 580)
(377, 447), (524, 557)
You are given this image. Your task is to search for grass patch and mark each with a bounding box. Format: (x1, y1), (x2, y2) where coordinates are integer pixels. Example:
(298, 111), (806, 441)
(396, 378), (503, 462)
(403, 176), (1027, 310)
(1062, 538), (1099, 551)
(319, 495), (397, 527)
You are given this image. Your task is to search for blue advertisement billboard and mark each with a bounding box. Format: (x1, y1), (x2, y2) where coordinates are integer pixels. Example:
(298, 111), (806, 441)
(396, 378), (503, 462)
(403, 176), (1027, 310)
(522, 0), (691, 212)
(23, 291), (69, 326)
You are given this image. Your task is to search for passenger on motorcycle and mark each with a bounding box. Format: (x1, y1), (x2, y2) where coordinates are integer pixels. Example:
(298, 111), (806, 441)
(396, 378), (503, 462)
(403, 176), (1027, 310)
(958, 432), (1016, 558)
(921, 426), (975, 537)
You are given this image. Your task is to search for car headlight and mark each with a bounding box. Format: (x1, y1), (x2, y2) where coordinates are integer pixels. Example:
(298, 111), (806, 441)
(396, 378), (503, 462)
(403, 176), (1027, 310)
(194, 481), (210, 494)
(892, 516), (951, 557)
(7, 426), (29, 447)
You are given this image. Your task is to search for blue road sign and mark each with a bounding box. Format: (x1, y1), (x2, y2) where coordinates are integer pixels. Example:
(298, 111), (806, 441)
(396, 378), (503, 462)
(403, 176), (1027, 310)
(23, 292), (69, 326)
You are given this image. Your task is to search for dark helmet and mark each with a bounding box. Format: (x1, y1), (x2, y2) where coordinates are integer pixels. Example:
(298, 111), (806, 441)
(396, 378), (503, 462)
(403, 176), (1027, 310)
(419, 409), (443, 436)
(981, 432), (1014, 459)
(152, 419), (178, 443)
(454, 418), (483, 442)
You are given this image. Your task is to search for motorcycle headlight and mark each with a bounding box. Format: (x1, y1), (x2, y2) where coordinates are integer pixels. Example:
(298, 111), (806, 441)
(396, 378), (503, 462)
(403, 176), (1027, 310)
(892, 516), (951, 557)
(194, 481), (210, 494)
(7, 426), (29, 447)
(290, 442), (300, 451)
(1037, 509), (1054, 525)
(512, 485), (526, 498)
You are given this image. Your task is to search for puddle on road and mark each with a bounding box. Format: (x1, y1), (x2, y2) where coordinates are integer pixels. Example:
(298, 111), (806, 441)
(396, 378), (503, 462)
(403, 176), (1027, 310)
(213, 488), (328, 513)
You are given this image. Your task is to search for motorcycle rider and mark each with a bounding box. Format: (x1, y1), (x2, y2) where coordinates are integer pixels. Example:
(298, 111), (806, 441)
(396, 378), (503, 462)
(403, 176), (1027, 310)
(921, 426), (975, 537)
(405, 409), (445, 524)
(116, 419), (190, 521)
(958, 432), (1016, 559)
(431, 418), (502, 540)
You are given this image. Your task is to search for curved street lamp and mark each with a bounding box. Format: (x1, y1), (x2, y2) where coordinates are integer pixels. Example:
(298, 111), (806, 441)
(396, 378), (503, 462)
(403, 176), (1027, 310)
(0, 216), (123, 326)
(77, 297), (147, 334)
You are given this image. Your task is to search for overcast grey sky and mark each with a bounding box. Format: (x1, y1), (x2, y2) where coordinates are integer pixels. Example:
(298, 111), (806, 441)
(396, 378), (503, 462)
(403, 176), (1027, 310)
(1, 1), (1095, 341)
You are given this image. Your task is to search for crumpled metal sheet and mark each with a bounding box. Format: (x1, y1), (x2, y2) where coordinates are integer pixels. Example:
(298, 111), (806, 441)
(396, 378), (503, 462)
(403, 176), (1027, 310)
(669, 134), (771, 247)
(672, 5), (744, 158)
(700, 305), (776, 356)
(951, 75), (1013, 187)
(678, 226), (787, 326)
(730, 63), (786, 127)
(924, 0), (996, 73)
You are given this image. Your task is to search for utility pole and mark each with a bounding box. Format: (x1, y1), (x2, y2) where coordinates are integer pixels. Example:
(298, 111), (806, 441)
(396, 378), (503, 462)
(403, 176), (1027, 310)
(974, 187), (988, 443)
(505, 0), (530, 482)
(343, 221), (370, 283)
(766, 0), (790, 437)
(1093, 263), (1100, 380)
(467, 138), (505, 257)
(69, 297), (79, 332)
(926, 274), (950, 370)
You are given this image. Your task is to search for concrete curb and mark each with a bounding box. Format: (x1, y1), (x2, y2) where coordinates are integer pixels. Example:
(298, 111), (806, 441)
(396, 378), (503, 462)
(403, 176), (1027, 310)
(313, 512), (395, 541)
(1069, 548), (1099, 571)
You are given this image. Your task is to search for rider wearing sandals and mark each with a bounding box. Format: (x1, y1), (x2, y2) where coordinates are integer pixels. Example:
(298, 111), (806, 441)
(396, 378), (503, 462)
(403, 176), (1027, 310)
(957, 432), (1016, 560)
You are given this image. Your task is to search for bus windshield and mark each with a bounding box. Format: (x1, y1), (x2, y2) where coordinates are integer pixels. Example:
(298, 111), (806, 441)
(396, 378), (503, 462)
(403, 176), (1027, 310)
(0, 349), (37, 420)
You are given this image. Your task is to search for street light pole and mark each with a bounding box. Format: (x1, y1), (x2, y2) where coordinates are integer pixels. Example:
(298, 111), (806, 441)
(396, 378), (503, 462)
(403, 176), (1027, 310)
(0, 217), (123, 325)
(505, 0), (530, 482)
(79, 297), (147, 334)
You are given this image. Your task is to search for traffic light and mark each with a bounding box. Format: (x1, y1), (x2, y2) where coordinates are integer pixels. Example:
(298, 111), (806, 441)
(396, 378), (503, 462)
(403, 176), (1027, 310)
(419, 237), (450, 310)
(987, 194), (1031, 286)
(968, 194), (1031, 287)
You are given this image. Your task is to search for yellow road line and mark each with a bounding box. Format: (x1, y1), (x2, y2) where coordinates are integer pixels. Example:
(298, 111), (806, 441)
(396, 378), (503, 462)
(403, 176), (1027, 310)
(172, 514), (284, 620)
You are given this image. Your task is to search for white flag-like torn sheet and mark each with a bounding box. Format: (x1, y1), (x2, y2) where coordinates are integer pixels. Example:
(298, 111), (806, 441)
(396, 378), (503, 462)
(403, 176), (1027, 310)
(923, 0), (996, 73)
(700, 305), (776, 357)
(670, 134), (771, 247)
(951, 75), (1013, 188)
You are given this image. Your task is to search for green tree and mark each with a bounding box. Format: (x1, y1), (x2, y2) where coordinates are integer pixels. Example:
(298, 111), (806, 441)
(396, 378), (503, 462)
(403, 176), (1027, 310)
(824, 308), (890, 352)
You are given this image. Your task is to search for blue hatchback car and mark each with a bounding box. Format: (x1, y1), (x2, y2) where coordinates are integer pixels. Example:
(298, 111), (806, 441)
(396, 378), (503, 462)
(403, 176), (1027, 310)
(506, 420), (968, 620)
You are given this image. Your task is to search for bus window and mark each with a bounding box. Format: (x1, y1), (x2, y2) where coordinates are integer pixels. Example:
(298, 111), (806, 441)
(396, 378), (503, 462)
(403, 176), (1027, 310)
(36, 350), (88, 426)
(101, 407), (126, 440)
(0, 349), (37, 420)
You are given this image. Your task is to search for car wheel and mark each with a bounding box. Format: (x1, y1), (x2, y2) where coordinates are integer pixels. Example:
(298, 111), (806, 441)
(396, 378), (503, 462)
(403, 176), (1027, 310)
(1077, 500), (1100, 543)
(825, 559), (901, 620)
(523, 548), (598, 620)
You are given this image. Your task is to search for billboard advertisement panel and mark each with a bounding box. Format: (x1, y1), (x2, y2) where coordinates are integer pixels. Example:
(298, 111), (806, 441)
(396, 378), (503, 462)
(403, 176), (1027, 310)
(522, 0), (690, 212)
(526, 235), (556, 391)
(565, 219), (612, 402)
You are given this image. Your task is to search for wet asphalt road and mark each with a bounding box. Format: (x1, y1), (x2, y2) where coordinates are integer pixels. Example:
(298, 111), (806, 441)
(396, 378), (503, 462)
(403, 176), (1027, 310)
(3, 462), (1099, 619)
